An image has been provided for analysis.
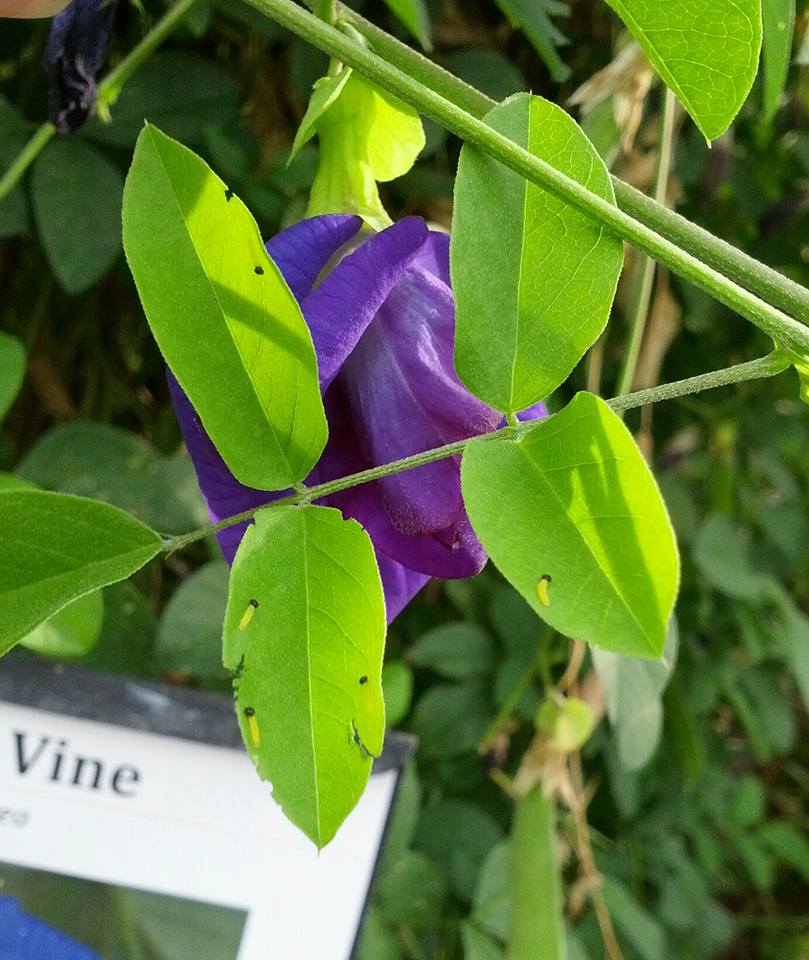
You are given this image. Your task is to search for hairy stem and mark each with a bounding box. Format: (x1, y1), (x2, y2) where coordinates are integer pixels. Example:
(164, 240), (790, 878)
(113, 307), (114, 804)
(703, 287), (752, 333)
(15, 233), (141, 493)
(161, 352), (788, 553)
(326, 0), (809, 329)
(241, 0), (809, 357)
(0, 0), (202, 204)
(608, 351), (789, 412)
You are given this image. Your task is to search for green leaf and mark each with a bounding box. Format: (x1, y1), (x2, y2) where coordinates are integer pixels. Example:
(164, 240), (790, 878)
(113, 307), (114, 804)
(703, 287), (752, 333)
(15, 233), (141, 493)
(381, 660), (413, 727)
(472, 842), (510, 941)
(415, 799), (505, 900)
(730, 774), (766, 828)
(307, 72), (425, 230)
(379, 762), (421, 874)
(409, 622), (495, 679)
(461, 923), (505, 960)
(740, 668), (795, 756)
(440, 49), (526, 102)
(692, 514), (767, 601)
(223, 505), (386, 847)
(1, 474), (104, 660)
(290, 67), (352, 161)
(591, 617), (678, 770)
(18, 422), (207, 534)
(0, 491), (160, 656)
(602, 0), (762, 141)
(31, 138), (124, 294)
(378, 849), (449, 928)
(357, 908), (402, 960)
(83, 581), (157, 674)
(759, 821), (809, 882)
(0, 474), (35, 493)
(0, 331), (25, 422)
(19, 591), (103, 659)
(452, 95), (623, 413)
(462, 393), (679, 658)
(762, 0), (795, 123)
(601, 878), (666, 960)
(154, 560), (229, 678)
(509, 788), (565, 960)
(122, 124), (327, 491)
(733, 833), (775, 892)
(493, 0), (571, 82)
(88, 52), (240, 148)
(410, 680), (490, 757)
(767, 583), (809, 713)
(381, 0), (432, 49)
(489, 586), (545, 713)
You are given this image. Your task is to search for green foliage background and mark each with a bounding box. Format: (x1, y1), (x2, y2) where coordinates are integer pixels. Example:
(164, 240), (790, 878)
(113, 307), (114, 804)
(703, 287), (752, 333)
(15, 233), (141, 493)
(1, 0), (809, 957)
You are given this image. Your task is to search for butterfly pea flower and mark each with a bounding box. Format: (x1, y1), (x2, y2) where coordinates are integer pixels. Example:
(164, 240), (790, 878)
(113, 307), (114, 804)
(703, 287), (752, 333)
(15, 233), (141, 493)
(169, 215), (547, 621)
(45, 0), (117, 133)
(0, 896), (99, 959)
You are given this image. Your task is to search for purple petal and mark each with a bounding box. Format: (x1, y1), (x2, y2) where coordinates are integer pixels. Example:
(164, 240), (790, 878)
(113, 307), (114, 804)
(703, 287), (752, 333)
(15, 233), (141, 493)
(168, 372), (280, 562)
(374, 550), (430, 622)
(311, 385), (486, 578)
(332, 480), (487, 578)
(265, 214), (363, 303)
(301, 217), (429, 391)
(497, 399), (550, 429)
(413, 229), (450, 286)
(518, 400), (549, 421)
(46, 0), (117, 135)
(340, 264), (501, 535)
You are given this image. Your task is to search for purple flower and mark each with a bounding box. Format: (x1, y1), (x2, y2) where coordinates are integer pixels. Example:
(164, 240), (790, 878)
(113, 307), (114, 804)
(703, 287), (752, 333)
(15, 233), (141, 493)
(170, 215), (546, 621)
(46, 0), (117, 134)
(0, 896), (99, 959)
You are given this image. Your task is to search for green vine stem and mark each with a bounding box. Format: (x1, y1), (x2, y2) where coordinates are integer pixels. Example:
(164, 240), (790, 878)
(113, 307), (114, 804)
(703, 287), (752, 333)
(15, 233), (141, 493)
(161, 351), (789, 554)
(321, 0), (809, 329)
(241, 0), (809, 359)
(0, 123), (55, 207)
(612, 179), (809, 327)
(0, 0), (202, 205)
(616, 87), (677, 396)
(607, 351), (789, 410)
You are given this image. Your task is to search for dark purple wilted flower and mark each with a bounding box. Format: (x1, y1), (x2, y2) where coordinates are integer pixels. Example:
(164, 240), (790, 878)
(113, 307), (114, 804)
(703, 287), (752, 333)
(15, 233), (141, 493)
(46, 0), (117, 134)
(0, 896), (99, 960)
(170, 215), (546, 621)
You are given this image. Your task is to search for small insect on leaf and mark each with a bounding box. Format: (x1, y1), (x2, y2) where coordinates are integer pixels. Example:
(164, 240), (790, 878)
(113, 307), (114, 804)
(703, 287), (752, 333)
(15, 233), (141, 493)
(537, 574), (552, 607)
(224, 187), (234, 201)
(244, 707), (261, 749)
(254, 266), (264, 276)
(359, 675), (368, 685)
(239, 599), (259, 631)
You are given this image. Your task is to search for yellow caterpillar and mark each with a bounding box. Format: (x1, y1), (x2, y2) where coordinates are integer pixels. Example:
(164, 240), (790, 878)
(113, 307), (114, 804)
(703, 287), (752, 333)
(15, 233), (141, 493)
(537, 574), (552, 607)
